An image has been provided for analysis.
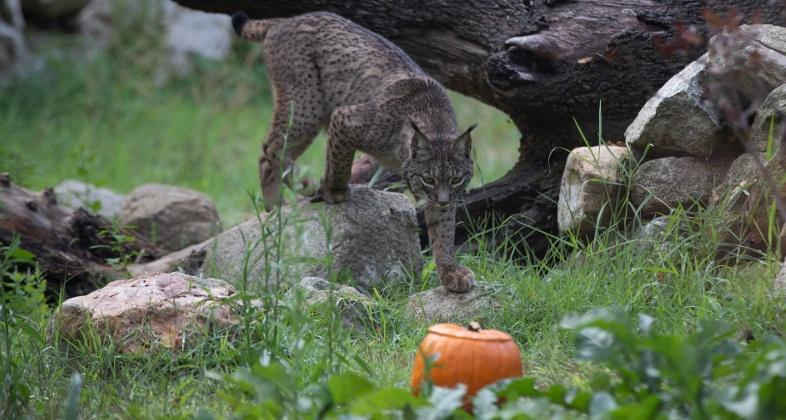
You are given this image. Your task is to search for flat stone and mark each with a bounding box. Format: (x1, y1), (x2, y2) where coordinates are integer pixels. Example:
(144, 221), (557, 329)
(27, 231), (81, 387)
(407, 282), (504, 323)
(54, 272), (238, 353)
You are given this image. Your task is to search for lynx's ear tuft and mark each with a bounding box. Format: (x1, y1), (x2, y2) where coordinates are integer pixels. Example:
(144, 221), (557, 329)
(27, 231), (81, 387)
(453, 123), (476, 158)
(410, 119), (431, 158)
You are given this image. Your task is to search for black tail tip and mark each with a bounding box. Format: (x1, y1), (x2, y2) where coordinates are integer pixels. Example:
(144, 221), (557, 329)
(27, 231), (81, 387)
(231, 12), (249, 36)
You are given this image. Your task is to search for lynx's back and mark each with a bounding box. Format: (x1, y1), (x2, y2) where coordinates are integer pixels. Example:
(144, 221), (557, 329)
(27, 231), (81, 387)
(263, 12), (430, 108)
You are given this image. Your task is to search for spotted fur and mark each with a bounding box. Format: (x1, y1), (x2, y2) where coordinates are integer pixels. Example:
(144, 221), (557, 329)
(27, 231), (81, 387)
(234, 11), (476, 292)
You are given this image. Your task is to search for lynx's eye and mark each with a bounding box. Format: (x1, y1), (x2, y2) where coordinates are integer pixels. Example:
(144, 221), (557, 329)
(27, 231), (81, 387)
(421, 176), (435, 187)
(449, 176), (464, 187)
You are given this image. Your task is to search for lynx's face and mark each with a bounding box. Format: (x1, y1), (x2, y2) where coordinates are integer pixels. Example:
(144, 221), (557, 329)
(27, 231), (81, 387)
(403, 123), (476, 208)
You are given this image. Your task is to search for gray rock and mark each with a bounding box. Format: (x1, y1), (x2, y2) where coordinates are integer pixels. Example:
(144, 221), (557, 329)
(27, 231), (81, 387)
(708, 148), (786, 255)
(77, 0), (232, 71)
(632, 216), (670, 241)
(707, 24), (786, 105)
(54, 179), (124, 218)
(630, 216), (672, 253)
(201, 186), (423, 294)
(407, 282), (504, 323)
(286, 277), (372, 328)
(625, 56), (733, 158)
(0, 0), (29, 84)
(77, 0), (112, 47)
(630, 156), (718, 216)
(128, 242), (208, 277)
(751, 84), (786, 154)
(711, 152), (765, 209)
(162, 2), (232, 73)
(54, 272), (238, 353)
(121, 184), (220, 253)
(557, 146), (631, 234)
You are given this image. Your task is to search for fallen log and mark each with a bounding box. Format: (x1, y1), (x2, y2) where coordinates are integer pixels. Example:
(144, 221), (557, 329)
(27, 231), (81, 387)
(172, 0), (786, 254)
(0, 173), (161, 297)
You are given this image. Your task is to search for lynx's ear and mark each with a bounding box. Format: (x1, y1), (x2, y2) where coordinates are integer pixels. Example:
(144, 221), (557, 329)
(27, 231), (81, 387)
(453, 123), (477, 158)
(410, 120), (431, 158)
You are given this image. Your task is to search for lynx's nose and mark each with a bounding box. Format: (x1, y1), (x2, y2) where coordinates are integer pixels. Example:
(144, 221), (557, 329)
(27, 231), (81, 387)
(436, 188), (450, 207)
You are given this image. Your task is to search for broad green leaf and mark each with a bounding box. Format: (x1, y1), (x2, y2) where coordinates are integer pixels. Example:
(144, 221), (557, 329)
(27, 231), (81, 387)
(327, 373), (374, 405)
(564, 388), (592, 412)
(609, 395), (661, 420)
(349, 387), (425, 415)
(7, 246), (35, 263)
(496, 377), (540, 400)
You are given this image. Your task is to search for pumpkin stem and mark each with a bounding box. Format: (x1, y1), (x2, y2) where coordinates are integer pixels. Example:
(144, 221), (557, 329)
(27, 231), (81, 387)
(467, 321), (482, 332)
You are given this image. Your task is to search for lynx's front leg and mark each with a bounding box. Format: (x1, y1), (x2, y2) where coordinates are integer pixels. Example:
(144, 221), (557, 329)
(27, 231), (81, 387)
(425, 204), (475, 293)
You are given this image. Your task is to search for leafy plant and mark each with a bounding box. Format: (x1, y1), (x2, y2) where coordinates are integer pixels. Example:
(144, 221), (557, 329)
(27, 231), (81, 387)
(207, 309), (786, 419)
(478, 310), (786, 419)
(0, 237), (48, 418)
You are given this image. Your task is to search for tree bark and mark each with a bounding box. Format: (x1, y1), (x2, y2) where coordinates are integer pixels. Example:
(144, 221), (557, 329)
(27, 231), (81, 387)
(0, 173), (161, 297)
(173, 0), (786, 253)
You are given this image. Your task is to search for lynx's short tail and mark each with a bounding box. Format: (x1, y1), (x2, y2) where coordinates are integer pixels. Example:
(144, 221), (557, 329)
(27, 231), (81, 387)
(232, 12), (280, 42)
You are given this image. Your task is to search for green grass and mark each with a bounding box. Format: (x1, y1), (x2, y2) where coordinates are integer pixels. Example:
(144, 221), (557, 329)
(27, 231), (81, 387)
(2, 9), (786, 419)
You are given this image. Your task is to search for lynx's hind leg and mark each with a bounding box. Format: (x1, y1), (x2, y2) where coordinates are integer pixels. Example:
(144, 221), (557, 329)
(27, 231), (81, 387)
(321, 103), (377, 204)
(258, 59), (326, 209)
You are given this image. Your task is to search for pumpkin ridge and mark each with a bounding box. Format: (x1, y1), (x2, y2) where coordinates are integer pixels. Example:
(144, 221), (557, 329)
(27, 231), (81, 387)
(427, 324), (514, 342)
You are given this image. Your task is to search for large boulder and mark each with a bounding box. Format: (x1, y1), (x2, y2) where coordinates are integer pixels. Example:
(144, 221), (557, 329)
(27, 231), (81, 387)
(707, 25), (786, 106)
(201, 186), (423, 294)
(162, 2), (232, 73)
(0, 0), (29, 84)
(77, 0), (112, 45)
(630, 156), (720, 217)
(77, 0), (232, 71)
(54, 179), (124, 218)
(54, 272), (238, 353)
(286, 277), (373, 328)
(625, 56), (735, 158)
(557, 145), (631, 234)
(751, 84), (786, 154)
(709, 84), (786, 256)
(407, 282), (505, 323)
(120, 183), (220, 253)
(711, 150), (786, 256)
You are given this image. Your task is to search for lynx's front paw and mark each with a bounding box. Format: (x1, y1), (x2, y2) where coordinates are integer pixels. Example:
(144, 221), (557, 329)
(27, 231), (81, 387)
(441, 265), (475, 293)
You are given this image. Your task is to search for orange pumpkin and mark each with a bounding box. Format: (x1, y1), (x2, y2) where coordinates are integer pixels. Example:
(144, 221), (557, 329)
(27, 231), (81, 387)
(410, 322), (523, 405)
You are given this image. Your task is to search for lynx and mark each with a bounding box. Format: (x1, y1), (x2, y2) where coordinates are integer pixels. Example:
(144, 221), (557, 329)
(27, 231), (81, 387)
(233, 11), (477, 292)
